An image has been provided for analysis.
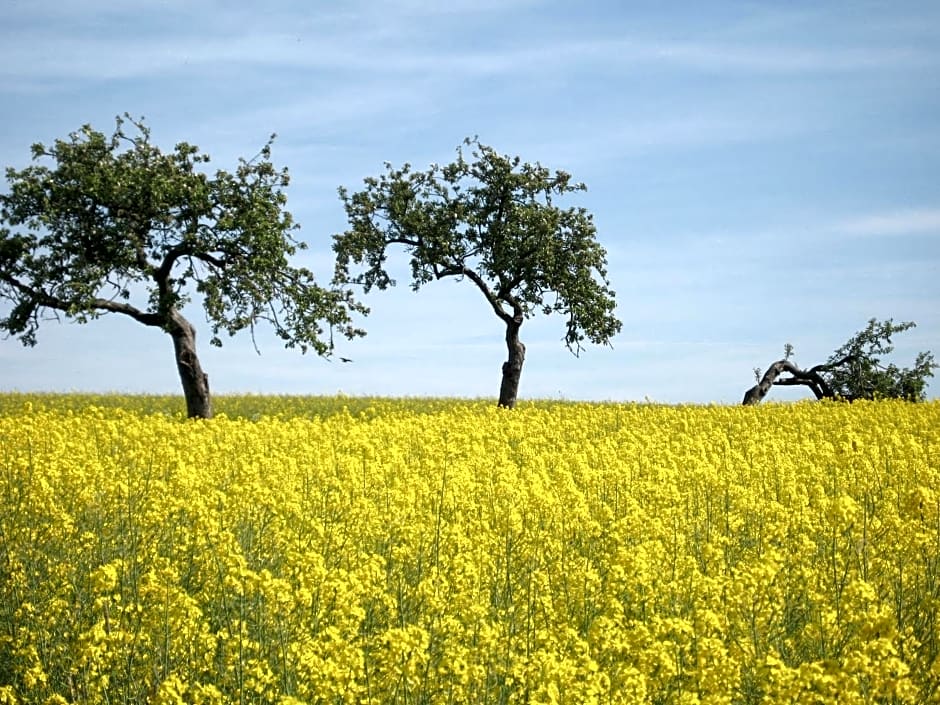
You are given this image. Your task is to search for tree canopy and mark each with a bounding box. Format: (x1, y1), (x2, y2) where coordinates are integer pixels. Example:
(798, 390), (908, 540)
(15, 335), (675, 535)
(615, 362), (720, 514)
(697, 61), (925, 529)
(0, 115), (364, 417)
(333, 137), (621, 407)
(743, 318), (936, 405)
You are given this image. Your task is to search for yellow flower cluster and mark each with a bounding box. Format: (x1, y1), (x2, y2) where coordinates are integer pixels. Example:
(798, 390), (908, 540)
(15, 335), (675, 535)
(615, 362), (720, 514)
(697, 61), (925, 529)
(0, 395), (938, 704)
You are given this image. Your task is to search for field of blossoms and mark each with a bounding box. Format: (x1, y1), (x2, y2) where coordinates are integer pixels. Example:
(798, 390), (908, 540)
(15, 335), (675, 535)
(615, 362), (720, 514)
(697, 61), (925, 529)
(0, 394), (938, 705)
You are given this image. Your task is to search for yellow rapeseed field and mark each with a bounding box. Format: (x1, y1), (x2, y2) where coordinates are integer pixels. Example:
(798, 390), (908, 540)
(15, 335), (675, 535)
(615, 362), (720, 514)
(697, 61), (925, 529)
(0, 394), (938, 704)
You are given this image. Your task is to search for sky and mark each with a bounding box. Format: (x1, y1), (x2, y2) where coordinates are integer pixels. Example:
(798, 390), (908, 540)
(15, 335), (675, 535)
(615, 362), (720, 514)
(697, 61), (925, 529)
(1, 0), (938, 404)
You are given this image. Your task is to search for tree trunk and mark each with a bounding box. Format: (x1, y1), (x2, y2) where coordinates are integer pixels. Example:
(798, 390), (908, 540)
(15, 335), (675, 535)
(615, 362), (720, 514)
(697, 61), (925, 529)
(744, 360), (797, 405)
(498, 321), (525, 408)
(742, 359), (832, 406)
(168, 310), (212, 419)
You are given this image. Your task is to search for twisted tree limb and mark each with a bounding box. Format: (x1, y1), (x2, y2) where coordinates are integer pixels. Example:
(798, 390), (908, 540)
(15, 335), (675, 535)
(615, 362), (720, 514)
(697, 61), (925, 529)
(742, 356), (853, 405)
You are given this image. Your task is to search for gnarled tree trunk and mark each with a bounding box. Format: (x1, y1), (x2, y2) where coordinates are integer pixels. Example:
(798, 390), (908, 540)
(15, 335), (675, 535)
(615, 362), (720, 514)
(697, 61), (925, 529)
(743, 359), (835, 406)
(498, 320), (525, 408)
(168, 310), (212, 419)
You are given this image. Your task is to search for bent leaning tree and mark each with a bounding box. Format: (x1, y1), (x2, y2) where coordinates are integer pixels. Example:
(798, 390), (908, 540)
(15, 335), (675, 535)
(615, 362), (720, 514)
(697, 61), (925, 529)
(744, 318), (935, 405)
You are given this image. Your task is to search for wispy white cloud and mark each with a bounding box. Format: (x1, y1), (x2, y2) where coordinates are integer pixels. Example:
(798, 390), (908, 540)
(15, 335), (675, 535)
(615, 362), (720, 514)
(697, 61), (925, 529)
(364, 0), (541, 15)
(835, 208), (940, 237)
(3, 6), (937, 89)
(636, 40), (937, 73)
(520, 111), (815, 169)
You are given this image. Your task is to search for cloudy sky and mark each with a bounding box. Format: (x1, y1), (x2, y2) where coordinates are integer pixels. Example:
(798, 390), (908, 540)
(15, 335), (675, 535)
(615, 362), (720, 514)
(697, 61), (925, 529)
(1, 0), (938, 403)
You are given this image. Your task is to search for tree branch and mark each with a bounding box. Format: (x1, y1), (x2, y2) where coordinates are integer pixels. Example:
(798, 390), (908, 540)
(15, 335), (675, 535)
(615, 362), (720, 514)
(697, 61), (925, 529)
(743, 354), (859, 405)
(743, 360), (822, 405)
(773, 376), (825, 399)
(1, 270), (163, 327)
(454, 267), (513, 324)
(90, 298), (164, 326)
(388, 235), (422, 248)
(155, 243), (227, 283)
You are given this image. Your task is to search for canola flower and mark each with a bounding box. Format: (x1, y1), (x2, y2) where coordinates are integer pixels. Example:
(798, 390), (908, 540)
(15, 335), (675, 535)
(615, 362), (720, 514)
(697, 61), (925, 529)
(0, 394), (938, 704)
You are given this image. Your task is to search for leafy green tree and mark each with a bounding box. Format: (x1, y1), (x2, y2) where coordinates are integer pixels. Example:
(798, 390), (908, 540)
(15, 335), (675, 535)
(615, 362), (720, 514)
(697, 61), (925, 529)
(743, 318), (936, 405)
(333, 138), (621, 408)
(0, 116), (364, 418)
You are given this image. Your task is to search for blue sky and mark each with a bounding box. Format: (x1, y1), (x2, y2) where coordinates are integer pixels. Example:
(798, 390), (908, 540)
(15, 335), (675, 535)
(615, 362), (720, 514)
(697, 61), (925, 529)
(1, 0), (938, 403)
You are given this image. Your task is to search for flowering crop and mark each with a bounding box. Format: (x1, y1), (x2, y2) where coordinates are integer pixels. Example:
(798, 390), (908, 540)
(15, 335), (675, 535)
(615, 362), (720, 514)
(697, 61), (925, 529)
(0, 395), (938, 704)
